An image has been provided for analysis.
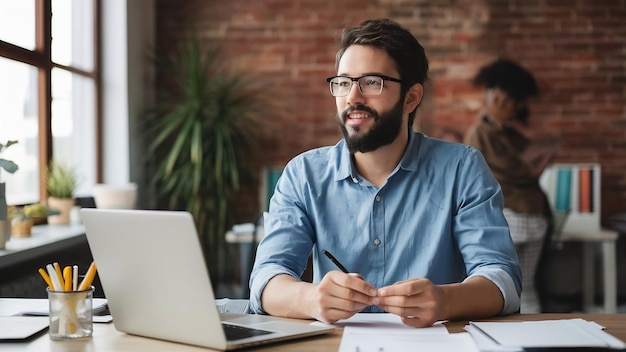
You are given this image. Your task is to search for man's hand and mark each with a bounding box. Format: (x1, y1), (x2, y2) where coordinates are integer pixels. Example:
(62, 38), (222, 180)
(309, 271), (378, 323)
(261, 272), (376, 323)
(375, 278), (444, 328)
(375, 277), (505, 328)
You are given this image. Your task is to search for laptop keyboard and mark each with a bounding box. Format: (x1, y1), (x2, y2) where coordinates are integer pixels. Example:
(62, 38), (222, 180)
(222, 324), (273, 341)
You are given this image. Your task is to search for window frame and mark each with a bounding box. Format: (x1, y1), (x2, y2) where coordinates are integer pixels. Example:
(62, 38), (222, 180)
(0, 0), (101, 202)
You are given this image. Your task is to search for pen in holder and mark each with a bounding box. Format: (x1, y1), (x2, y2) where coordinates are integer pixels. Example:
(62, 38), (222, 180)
(39, 261), (98, 339)
(47, 285), (94, 339)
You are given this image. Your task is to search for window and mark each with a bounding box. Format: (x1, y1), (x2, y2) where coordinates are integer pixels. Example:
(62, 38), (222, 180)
(0, 0), (99, 205)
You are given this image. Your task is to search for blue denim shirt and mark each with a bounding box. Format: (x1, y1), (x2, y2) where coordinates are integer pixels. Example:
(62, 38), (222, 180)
(249, 132), (521, 315)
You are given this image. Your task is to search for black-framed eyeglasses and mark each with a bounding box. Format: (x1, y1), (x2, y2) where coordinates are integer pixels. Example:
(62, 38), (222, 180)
(326, 74), (402, 97)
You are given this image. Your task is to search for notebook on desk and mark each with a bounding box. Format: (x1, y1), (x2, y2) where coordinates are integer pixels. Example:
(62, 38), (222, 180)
(80, 208), (334, 350)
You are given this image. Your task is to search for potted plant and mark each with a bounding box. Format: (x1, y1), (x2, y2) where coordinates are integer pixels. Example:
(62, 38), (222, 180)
(143, 35), (265, 284)
(0, 140), (19, 248)
(11, 207), (34, 237)
(45, 161), (78, 225)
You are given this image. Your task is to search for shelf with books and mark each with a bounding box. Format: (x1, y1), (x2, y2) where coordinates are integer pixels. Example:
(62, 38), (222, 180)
(540, 163), (601, 236)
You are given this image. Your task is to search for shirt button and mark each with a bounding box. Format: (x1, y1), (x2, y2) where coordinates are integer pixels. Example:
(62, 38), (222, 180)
(375, 195), (381, 202)
(373, 238), (381, 245)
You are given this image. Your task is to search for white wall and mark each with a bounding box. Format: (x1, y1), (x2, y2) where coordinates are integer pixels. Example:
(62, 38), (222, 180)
(101, 0), (154, 202)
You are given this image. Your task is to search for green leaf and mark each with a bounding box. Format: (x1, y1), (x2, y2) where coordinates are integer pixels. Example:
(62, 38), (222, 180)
(0, 160), (18, 174)
(0, 140), (19, 174)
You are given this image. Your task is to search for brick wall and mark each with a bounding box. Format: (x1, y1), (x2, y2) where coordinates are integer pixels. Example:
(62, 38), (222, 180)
(155, 0), (626, 224)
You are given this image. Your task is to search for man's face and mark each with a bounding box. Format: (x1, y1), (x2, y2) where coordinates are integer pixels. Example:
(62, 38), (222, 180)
(334, 45), (406, 153)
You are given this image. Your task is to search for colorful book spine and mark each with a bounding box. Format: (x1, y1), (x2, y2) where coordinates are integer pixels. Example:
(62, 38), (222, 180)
(578, 167), (593, 213)
(555, 167), (572, 212)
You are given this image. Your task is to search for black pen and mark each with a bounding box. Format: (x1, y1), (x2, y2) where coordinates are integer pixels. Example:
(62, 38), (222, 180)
(323, 250), (349, 273)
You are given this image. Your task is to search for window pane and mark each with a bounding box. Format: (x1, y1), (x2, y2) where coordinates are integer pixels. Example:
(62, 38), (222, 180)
(51, 68), (96, 198)
(0, 57), (40, 205)
(0, 0), (36, 50)
(51, 0), (94, 71)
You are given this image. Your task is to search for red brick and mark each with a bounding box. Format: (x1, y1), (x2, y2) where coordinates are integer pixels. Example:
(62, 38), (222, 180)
(155, 0), (626, 223)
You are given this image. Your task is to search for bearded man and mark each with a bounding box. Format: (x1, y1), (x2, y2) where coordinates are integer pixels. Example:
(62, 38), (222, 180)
(249, 18), (521, 328)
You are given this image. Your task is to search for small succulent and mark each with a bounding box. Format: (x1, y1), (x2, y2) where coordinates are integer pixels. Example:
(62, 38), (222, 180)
(11, 207), (31, 222)
(24, 203), (51, 218)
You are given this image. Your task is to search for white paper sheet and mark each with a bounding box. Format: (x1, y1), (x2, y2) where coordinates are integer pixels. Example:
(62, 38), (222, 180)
(335, 313), (448, 332)
(468, 318), (626, 350)
(465, 324), (523, 352)
(384, 333), (481, 352)
(336, 313), (473, 352)
(0, 316), (49, 340)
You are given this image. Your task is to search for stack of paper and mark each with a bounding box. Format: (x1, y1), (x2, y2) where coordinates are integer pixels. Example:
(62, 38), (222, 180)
(335, 313), (480, 352)
(465, 318), (626, 351)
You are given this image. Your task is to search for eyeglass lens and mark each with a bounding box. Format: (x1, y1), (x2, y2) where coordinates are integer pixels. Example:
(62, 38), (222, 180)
(329, 76), (384, 97)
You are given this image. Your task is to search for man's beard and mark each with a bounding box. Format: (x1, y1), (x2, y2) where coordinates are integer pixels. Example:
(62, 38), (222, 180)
(338, 99), (404, 154)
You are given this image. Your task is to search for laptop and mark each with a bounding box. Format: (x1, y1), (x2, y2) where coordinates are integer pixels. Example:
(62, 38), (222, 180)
(80, 208), (334, 350)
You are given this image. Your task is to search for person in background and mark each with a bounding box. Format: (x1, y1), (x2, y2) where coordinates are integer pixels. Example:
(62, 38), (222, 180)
(464, 58), (561, 313)
(249, 18), (521, 327)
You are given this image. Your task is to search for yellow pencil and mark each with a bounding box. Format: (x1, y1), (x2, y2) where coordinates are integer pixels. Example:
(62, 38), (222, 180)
(38, 268), (53, 289)
(53, 262), (65, 290)
(78, 262), (97, 291)
(63, 266), (72, 291)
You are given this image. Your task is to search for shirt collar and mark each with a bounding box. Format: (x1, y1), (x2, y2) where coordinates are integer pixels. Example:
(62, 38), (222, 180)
(398, 131), (420, 173)
(335, 140), (356, 182)
(334, 131), (422, 183)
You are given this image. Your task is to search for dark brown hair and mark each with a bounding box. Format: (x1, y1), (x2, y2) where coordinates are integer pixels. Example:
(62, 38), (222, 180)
(335, 19), (429, 126)
(473, 58), (538, 101)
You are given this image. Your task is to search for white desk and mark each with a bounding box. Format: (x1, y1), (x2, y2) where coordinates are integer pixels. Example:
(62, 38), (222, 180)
(559, 228), (619, 313)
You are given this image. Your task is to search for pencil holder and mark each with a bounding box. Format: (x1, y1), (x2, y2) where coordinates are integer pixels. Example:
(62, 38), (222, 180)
(47, 286), (94, 339)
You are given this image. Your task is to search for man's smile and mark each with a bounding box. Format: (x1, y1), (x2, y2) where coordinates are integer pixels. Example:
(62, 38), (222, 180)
(345, 110), (374, 127)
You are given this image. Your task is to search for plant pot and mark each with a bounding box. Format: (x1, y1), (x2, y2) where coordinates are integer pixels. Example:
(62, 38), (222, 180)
(92, 183), (137, 209)
(0, 183), (9, 249)
(32, 215), (47, 225)
(11, 218), (33, 237)
(47, 197), (74, 225)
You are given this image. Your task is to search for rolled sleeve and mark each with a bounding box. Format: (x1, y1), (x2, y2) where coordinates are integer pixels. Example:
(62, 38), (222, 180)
(466, 268), (521, 315)
(249, 264), (299, 314)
